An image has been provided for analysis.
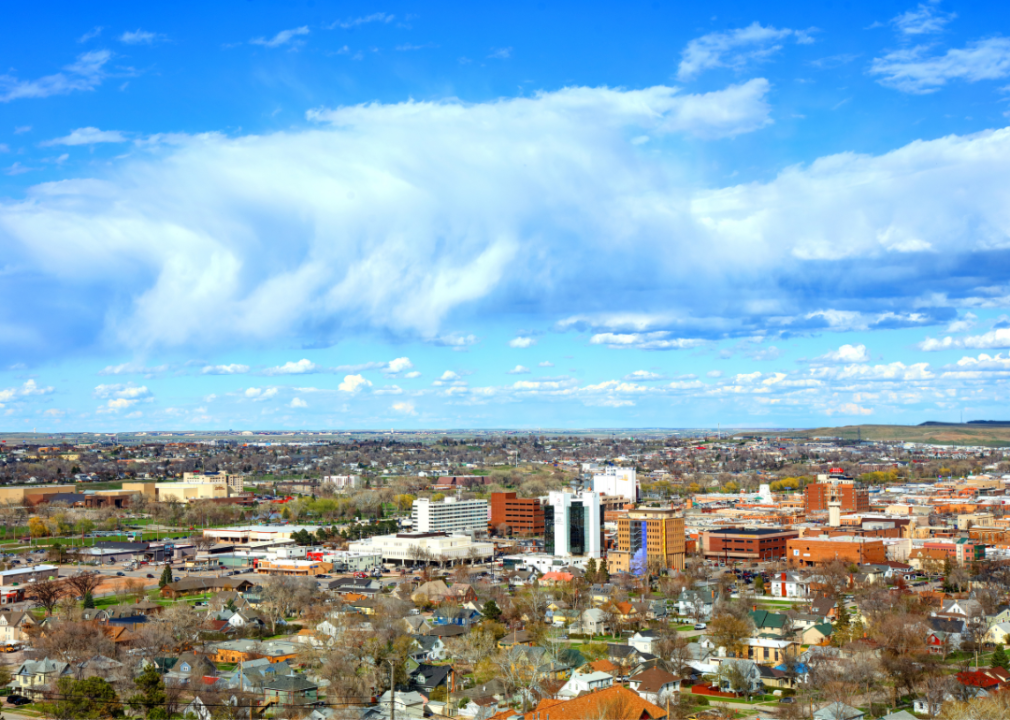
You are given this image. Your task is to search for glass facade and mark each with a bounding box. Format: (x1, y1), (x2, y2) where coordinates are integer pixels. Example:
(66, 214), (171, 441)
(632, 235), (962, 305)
(569, 501), (586, 556)
(544, 508), (555, 555)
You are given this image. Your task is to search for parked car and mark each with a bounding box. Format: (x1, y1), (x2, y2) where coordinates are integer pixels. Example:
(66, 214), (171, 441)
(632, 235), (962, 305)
(693, 623), (707, 630)
(7, 695), (30, 706)
(116, 572), (125, 577)
(146, 574), (155, 579)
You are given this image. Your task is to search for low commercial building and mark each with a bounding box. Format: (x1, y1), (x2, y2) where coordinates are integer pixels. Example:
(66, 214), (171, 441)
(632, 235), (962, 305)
(412, 496), (489, 535)
(702, 527), (800, 563)
(203, 525), (323, 544)
(787, 536), (887, 567)
(0, 485), (75, 504)
(256, 559), (332, 576)
(0, 565), (58, 585)
(182, 471), (244, 489)
(348, 532), (494, 565)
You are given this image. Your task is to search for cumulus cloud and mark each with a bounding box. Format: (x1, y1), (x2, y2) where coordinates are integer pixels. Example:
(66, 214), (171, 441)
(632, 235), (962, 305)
(202, 363), (249, 375)
(827, 402), (874, 416)
(509, 336), (536, 348)
(289, 397), (308, 408)
(251, 26), (309, 48)
(0, 50), (111, 102)
(99, 362), (168, 375)
(41, 127), (128, 146)
(538, 361), (554, 368)
(944, 352), (1010, 374)
(919, 328), (1010, 351)
(328, 13), (394, 29)
(678, 22), (814, 80)
(338, 374), (371, 393)
(813, 344), (871, 363)
(0, 379), (54, 403)
(870, 37), (1010, 93)
(404, 371), (422, 379)
(392, 401), (416, 414)
(385, 357), (414, 374)
(946, 312), (977, 333)
(244, 387), (278, 400)
(507, 365), (530, 374)
(264, 359), (318, 375)
(94, 383), (151, 400)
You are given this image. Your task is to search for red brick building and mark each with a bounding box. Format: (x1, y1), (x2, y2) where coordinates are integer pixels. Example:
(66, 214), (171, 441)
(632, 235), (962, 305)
(786, 536), (886, 566)
(804, 482), (870, 514)
(489, 492), (544, 537)
(701, 527), (799, 562)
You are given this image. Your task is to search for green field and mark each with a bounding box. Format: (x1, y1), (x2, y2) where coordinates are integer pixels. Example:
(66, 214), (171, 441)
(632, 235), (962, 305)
(751, 423), (1010, 447)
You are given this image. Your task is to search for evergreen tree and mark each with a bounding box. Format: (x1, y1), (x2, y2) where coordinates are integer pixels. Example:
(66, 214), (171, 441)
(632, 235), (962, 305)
(83, 592), (95, 609)
(482, 599), (502, 622)
(127, 666), (168, 720)
(993, 643), (1009, 670)
(158, 564), (173, 589)
(598, 561), (610, 584)
(584, 558), (597, 585)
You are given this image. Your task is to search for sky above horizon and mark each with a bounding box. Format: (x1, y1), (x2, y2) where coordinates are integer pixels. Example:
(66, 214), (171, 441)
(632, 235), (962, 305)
(5, 1), (1010, 431)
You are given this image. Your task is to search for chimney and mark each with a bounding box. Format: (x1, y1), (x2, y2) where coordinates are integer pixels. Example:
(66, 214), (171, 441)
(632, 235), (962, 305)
(753, 604), (757, 612)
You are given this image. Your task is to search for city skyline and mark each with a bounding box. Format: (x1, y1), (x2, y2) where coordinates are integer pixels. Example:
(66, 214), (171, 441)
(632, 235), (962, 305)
(4, 1), (1010, 430)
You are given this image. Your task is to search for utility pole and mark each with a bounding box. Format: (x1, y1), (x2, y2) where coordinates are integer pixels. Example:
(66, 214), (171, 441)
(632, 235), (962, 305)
(387, 658), (396, 720)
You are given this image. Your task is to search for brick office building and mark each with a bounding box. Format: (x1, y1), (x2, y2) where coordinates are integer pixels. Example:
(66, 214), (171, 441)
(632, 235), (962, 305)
(489, 492), (545, 537)
(702, 528), (799, 563)
(786, 536), (886, 566)
(804, 481), (870, 514)
(608, 507), (686, 573)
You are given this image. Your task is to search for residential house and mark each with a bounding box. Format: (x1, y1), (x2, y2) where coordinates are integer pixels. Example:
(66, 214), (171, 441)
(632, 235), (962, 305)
(411, 580), (452, 605)
(263, 674), (319, 706)
(14, 658), (72, 698)
(224, 659), (294, 692)
(447, 583), (478, 602)
(769, 572), (813, 598)
(0, 610), (34, 646)
(988, 604), (1010, 627)
(498, 629), (534, 648)
(810, 594), (837, 619)
(570, 608), (610, 636)
(557, 670), (613, 698)
(627, 667), (680, 704)
(521, 685), (668, 720)
(927, 617), (966, 651)
(629, 630), (658, 655)
(409, 663), (454, 694)
(165, 652), (218, 686)
(750, 610), (790, 637)
(677, 588), (717, 621)
(410, 635), (447, 662)
(716, 658), (763, 695)
(814, 702), (864, 720)
(377, 689), (426, 718)
(746, 637), (797, 666)
(800, 622), (835, 646)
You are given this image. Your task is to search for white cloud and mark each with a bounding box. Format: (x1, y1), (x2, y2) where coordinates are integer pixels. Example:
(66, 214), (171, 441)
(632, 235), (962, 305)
(0, 379), (54, 403)
(624, 370), (664, 381)
(814, 343), (870, 363)
(99, 362), (168, 375)
(439, 371), (460, 381)
(79, 27), (103, 43)
(385, 357), (414, 374)
(919, 328), (1010, 351)
(508, 365), (530, 374)
(404, 371), (422, 379)
(0, 50), (111, 102)
(338, 374), (371, 393)
(678, 22), (813, 81)
(264, 359), (318, 375)
(289, 397), (308, 408)
(946, 352), (1010, 373)
(43, 408), (65, 417)
(329, 13), (394, 29)
(707, 370), (723, 378)
(251, 26), (309, 48)
(870, 37), (1010, 93)
(392, 401), (416, 415)
(94, 383), (151, 400)
(538, 361), (554, 368)
(891, 4), (957, 35)
(41, 127), (128, 146)
(202, 363), (250, 375)
(827, 402), (874, 416)
(946, 312), (977, 333)
(589, 332), (705, 350)
(509, 336), (536, 348)
(244, 387), (278, 400)
(120, 29), (164, 45)
(375, 384), (403, 395)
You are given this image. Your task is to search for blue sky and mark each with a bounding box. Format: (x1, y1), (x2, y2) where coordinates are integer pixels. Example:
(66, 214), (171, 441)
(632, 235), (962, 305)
(5, 1), (1010, 431)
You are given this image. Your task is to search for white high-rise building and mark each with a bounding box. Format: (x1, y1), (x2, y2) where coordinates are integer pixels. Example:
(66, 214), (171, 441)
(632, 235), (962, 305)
(546, 491), (601, 559)
(412, 496), (489, 535)
(592, 466), (639, 503)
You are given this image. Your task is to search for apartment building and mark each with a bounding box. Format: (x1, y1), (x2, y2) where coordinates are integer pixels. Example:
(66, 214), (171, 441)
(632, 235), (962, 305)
(183, 471), (244, 489)
(608, 506), (685, 574)
(592, 467), (639, 503)
(412, 497), (488, 535)
(702, 527), (799, 562)
(489, 492), (545, 536)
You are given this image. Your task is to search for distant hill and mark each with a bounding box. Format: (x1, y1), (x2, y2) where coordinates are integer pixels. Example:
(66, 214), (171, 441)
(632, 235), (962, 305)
(920, 420), (1010, 426)
(752, 423), (1010, 447)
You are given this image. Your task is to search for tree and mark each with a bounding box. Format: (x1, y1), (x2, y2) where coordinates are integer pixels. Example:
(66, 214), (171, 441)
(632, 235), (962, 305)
(708, 612), (754, 658)
(127, 665), (168, 720)
(597, 561), (610, 584)
(158, 565), (173, 589)
(482, 599), (502, 622)
(993, 643), (1009, 670)
(30, 578), (65, 615)
(83, 592), (95, 609)
(64, 572), (102, 603)
(752, 575), (764, 595)
(46, 676), (122, 719)
(585, 558), (598, 585)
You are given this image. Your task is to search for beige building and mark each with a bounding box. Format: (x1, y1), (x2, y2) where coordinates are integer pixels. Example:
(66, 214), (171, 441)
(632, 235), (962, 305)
(608, 507), (685, 573)
(256, 559), (332, 576)
(121, 481), (231, 503)
(0, 485), (75, 504)
(182, 472), (244, 489)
